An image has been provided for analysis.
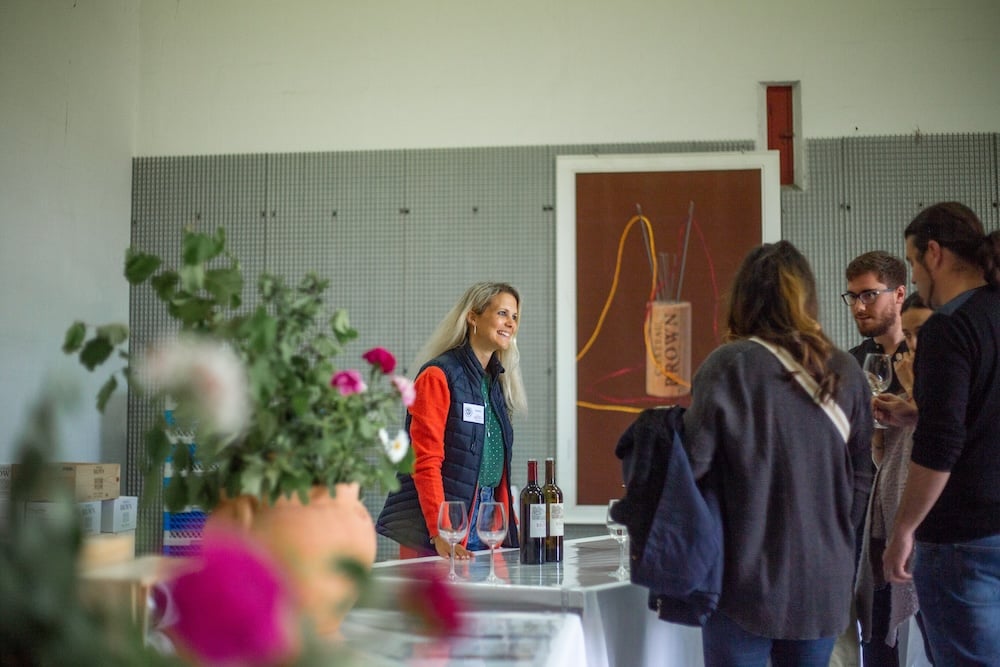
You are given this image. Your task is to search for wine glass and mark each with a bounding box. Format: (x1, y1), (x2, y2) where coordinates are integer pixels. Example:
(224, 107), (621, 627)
(437, 500), (469, 582)
(863, 353), (893, 429)
(475, 501), (508, 585)
(606, 499), (629, 580)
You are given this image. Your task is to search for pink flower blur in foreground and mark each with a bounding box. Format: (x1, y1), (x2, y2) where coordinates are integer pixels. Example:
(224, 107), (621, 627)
(399, 563), (465, 637)
(362, 347), (397, 374)
(330, 369), (367, 396)
(163, 528), (297, 666)
(392, 375), (416, 407)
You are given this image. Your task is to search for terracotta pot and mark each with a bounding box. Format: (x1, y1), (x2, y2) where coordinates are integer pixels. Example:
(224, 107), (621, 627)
(207, 483), (377, 636)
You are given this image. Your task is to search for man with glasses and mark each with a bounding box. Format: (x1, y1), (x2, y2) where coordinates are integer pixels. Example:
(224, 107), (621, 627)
(832, 251), (909, 667)
(843, 251), (909, 379)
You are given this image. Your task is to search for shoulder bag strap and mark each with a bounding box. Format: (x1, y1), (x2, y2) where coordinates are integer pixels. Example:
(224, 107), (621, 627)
(748, 336), (850, 444)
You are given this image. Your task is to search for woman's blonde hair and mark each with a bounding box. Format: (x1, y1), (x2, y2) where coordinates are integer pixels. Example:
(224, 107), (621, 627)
(414, 282), (527, 415)
(725, 241), (841, 402)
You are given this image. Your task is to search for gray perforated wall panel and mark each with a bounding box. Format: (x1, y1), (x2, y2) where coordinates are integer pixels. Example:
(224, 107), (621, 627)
(130, 135), (998, 560)
(783, 134), (999, 349)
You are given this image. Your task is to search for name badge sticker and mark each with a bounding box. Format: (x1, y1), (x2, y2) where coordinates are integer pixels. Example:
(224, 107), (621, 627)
(463, 403), (486, 424)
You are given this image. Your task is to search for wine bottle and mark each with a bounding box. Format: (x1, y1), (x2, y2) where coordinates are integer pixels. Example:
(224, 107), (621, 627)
(519, 459), (546, 564)
(542, 457), (564, 563)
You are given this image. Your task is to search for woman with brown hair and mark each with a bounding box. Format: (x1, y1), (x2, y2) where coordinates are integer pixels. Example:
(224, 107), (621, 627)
(683, 241), (874, 666)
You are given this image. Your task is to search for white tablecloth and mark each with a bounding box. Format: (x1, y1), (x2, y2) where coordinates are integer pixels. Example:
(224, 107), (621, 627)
(341, 609), (588, 667)
(367, 536), (703, 667)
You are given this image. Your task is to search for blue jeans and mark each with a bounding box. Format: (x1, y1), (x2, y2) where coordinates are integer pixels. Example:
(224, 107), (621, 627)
(913, 533), (1000, 665)
(702, 611), (835, 667)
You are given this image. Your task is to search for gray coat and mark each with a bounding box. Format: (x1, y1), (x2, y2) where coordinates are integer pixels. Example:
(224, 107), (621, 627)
(683, 339), (873, 640)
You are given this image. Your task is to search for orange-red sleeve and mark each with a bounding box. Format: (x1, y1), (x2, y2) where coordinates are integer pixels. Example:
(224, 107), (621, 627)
(408, 366), (451, 537)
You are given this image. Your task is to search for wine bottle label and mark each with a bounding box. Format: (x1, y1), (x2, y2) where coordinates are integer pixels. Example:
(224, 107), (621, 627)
(529, 504), (546, 538)
(549, 502), (565, 537)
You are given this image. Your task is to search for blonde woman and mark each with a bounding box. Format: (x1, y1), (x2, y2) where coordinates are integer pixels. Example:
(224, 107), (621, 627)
(377, 282), (526, 559)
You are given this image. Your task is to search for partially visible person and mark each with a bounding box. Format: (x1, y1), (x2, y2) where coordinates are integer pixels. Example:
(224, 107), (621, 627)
(894, 293), (934, 398)
(883, 202), (1000, 665)
(683, 241), (873, 667)
(834, 251), (909, 667)
(856, 293), (935, 666)
(376, 282), (526, 559)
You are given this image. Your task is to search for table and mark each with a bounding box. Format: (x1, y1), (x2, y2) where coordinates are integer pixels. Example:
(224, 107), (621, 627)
(342, 609), (588, 667)
(364, 536), (704, 667)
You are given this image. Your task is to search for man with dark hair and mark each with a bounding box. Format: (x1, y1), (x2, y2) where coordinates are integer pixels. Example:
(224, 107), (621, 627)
(882, 201), (1000, 665)
(843, 251), (908, 373)
(833, 251), (909, 667)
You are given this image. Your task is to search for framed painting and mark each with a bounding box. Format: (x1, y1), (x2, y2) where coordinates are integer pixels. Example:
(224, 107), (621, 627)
(555, 152), (781, 522)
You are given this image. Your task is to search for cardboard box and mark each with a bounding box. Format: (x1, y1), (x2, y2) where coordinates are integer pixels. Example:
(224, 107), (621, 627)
(80, 531), (137, 570)
(25, 499), (102, 535)
(13, 462), (120, 502)
(101, 496), (138, 533)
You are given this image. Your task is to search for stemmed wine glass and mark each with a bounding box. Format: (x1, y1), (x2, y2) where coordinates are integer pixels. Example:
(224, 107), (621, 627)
(606, 499), (629, 581)
(863, 353), (893, 429)
(437, 500), (469, 582)
(475, 501), (508, 585)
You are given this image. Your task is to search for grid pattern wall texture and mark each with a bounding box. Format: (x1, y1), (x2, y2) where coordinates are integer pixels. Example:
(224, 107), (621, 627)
(130, 134), (999, 560)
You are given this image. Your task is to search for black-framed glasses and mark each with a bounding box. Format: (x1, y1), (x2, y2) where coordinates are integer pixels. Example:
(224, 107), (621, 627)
(840, 288), (894, 307)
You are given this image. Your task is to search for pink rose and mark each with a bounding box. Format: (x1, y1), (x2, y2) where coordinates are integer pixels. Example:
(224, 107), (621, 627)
(330, 369), (367, 396)
(362, 347), (396, 374)
(399, 563), (465, 637)
(161, 528), (298, 665)
(392, 375), (416, 407)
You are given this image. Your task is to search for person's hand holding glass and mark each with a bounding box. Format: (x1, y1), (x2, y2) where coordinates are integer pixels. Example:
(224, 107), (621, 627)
(606, 499), (630, 581)
(863, 353), (893, 429)
(437, 500), (469, 582)
(475, 501), (508, 585)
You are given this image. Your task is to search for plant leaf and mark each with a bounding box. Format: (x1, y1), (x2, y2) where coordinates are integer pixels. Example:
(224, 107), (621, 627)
(179, 264), (205, 292)
(330, 309), (358, 344)
(79, 337), (114, 371)
(182, 229), (222, 266)
(124, 249), (162, 284)
(150, 271), (179, 302)
(96, 323), (129, 347)
(145, 426), (172, 467)
(169, 296), (214, 325)
(62, 321), (87, 353)
(95, 375), (117, 413)
(291, 389), (312, 417)
(204, 267), (243, 306)
(164, 475), (189, 512)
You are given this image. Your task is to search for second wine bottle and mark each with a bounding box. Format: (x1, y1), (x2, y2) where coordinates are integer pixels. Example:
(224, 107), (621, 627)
(542, 457), (564, 563)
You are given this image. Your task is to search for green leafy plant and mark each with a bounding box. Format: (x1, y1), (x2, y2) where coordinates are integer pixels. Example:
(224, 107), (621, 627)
(1, 387), (184, 667)
(63, 228), (414, 512)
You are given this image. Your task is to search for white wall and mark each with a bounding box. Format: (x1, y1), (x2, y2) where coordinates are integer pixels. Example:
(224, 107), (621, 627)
(0, 0), (138, 463)
(136, 0), (1000, 156)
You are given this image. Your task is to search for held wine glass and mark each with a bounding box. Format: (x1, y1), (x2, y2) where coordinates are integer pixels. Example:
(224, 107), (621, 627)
(475, 501), (508, 585)
(437, 500), (469, 582)
(606, 499), (629, 581)
(863, 353), (893, 429)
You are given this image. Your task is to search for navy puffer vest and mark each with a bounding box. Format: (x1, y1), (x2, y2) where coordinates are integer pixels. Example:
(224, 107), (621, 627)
(376, 343), (518, 552)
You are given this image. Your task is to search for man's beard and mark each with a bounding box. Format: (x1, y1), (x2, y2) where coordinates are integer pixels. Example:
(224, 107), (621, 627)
(855, 309), (896, 339)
